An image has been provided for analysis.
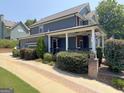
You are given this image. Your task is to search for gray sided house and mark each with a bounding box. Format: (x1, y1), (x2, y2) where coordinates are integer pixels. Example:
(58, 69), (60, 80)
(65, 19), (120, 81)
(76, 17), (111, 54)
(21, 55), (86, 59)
(19, 3), (106, 54)
(10, 22), (30, 40)
(0, 15), (17, 39)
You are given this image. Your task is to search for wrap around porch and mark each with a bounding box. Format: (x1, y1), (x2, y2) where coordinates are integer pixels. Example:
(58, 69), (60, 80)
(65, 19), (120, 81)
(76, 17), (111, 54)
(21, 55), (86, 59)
(47, 25), (105, 54)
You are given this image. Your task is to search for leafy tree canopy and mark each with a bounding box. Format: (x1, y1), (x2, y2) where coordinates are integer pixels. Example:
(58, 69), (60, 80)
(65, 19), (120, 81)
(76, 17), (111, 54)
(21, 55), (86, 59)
(25, 19), (37, 27)
(96, 0), (124, 39)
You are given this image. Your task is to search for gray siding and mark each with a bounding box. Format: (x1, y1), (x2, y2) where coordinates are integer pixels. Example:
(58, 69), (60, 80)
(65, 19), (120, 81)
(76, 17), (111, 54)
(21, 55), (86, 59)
(20, 36), (48, 50)
(44, 36), (48, 51)
(20, 37), (38, 48)
(30, 26), (39, 35)
(30, 16), (77, 35)
(58, 38), (65, 51)
(79, 7), (89, 16)
(68, 37), (76, 50)
(10, 24), (29, 40)
(44, 16), (76, 32)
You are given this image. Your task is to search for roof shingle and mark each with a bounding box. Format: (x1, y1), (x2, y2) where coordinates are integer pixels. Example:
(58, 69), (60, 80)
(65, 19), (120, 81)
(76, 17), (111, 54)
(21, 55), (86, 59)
(3, 20), (17, 28)
(32, 3), (89, 26)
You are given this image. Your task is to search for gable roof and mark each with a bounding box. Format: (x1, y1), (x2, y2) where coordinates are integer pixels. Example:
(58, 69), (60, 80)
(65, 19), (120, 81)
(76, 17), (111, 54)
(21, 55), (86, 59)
(31, 3), (89, 27)
(11, 22), (30, 31)
(3, 20), (17, 28)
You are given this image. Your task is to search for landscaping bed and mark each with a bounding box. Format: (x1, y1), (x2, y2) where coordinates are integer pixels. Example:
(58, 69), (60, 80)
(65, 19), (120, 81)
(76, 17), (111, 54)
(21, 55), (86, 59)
(0, 48), (12, 53)
(98, 65), (124, 91)
(0, 67), (39, 93)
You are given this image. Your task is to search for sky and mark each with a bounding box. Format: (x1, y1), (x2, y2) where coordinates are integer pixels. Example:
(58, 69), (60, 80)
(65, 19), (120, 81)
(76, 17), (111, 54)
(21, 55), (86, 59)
(0, 0), (124, 22)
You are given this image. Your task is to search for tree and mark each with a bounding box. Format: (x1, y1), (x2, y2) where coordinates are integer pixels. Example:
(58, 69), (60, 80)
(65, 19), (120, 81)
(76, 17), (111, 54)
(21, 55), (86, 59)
(25, 19), (37, 27)
(96, 0), (124, 39)
(36, 36), (46, 58)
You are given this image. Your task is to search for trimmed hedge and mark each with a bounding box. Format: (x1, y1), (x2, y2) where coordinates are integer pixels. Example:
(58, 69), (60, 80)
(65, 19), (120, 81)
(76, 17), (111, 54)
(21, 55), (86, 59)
(24, 49), (37, 60)
(12, 49), (20, 57)
(43, 53), (53, 63)
(56, 51), (89, 74)
(0, 39), (18, 48)
(105, 39), (124, 72)
(20, 49), (26, 59)
(20, 48), (37, 60)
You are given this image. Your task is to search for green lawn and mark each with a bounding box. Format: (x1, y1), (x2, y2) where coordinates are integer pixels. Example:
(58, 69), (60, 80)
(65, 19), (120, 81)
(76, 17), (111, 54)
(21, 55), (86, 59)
(0, 67), (39, 93)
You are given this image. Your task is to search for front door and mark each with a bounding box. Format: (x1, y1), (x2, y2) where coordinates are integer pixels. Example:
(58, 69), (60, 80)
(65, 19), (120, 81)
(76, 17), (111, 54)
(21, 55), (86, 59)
(52, 38), (58, 53)
(82, 36), (89, 49)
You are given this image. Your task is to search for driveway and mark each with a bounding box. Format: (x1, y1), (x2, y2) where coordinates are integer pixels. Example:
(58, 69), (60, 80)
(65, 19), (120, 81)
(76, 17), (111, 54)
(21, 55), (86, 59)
(0, 53), (123, 93)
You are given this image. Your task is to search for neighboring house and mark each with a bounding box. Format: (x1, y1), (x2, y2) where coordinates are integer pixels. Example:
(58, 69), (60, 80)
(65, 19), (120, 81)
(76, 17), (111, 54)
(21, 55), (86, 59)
(0, 15), (17, 39)
(10, 22), (30, 40)
(19, 3), (106, 54)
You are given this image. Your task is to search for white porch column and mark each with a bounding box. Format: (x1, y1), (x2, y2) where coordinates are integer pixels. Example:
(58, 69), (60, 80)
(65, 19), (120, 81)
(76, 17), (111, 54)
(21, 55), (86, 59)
(97, 37), (100, 47)
(65, 33), (68, 51)
(48, 35), (51, 52)
(91, 29), (96, 54)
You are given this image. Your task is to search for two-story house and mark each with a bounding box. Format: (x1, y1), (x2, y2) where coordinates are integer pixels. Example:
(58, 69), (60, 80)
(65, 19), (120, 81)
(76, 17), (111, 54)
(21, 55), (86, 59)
(0, 15), (17, 39)
(19, 3), (106, 54)
(0, 15), (30, 40)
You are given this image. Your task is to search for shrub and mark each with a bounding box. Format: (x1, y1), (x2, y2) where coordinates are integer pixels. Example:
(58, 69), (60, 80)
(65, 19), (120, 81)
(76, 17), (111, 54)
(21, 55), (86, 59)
(24, 49), (37, 60)
(112, 78), (124, 90)
(20, 48), (37, 60)
(48, 61), (55, 66)
(43, 53), (53, 63)
(56, 51), (89, 74)
(12, 49), (20, 57)
(105, 39), (124, 72)
(36, 37), (46, 58)
(0, 39), (18, 48)
(96, 47), (103, 67)
(20, 49), (26, 59)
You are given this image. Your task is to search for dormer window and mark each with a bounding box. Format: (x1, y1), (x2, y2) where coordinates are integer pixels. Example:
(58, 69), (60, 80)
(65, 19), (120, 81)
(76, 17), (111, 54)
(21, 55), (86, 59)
(39, 25), (43, 33)
(80, 20), (88, 25)
(82, 20), (88, 25)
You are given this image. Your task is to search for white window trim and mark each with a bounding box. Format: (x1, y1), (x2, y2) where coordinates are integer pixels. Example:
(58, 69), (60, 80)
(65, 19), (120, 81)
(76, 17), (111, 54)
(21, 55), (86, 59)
(76, 36), (83, 49)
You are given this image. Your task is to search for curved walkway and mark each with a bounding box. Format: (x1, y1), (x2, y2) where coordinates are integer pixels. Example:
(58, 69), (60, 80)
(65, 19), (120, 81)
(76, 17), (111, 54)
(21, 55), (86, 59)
(0, 53), (123, 93)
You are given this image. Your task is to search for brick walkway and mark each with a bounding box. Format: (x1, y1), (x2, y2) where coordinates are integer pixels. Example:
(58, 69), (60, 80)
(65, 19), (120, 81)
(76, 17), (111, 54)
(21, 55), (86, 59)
(0, 53), (123, 93)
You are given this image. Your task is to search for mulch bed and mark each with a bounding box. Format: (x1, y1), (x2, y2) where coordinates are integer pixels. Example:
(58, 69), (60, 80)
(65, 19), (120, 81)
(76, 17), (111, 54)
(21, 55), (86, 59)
(0, 48), (12, 53)
(98, 65), (124, 86)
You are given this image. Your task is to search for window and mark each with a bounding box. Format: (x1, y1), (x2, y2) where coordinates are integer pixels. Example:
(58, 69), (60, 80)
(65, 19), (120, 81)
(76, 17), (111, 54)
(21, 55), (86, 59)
(76, 36), (83, 48)
(18, 29), (24, 32)
(39, 25), (43, 33)
(82, 20), (88, 25)
(80, 20), (88, 25)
